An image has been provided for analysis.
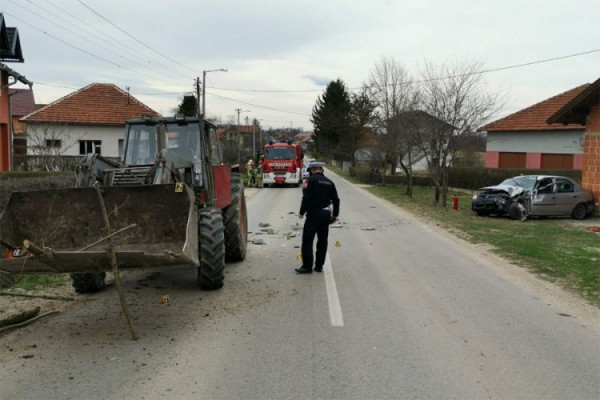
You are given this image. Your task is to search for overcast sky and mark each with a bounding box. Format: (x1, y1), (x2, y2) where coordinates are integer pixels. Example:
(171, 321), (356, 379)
(3, 0), (599, 131)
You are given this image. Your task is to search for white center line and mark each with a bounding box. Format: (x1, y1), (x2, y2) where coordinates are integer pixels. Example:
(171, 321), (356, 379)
(323, 253), (344, 327)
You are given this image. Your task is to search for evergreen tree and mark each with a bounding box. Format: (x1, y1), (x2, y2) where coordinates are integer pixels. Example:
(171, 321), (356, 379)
(311, 79), (352, 160)
(177, 94), (198, 116)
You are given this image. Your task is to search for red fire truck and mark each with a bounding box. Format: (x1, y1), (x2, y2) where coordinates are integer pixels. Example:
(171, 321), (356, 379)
(261, 141), (303, 187)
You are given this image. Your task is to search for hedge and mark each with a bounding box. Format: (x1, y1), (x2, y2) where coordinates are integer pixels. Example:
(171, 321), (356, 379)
(348, 166), (582, 190)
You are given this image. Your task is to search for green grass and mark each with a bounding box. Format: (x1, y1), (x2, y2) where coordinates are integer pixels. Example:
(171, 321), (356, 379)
(10, 274), (70, 291)
(329, 165), (599, 307)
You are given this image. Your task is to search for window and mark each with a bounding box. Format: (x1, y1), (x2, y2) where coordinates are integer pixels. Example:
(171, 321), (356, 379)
(537, 178), (555, 194)
(118, 139), (124, 159)
(556, 178), (574, 193)
(79, 140), (102, 155)
(46, 139), (61, 148)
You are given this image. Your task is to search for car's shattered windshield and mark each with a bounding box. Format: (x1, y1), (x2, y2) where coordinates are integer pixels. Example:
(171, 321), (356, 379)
(500, 176), (536, 191)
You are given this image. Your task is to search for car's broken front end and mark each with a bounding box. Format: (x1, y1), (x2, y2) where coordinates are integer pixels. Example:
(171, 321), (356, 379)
(471, 184), (528, 219)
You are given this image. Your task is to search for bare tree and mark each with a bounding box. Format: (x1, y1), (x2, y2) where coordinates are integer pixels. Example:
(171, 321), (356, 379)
(366, 56), (420, 194)
(416, 59), (503, 207)
(26, 123), (82, 171)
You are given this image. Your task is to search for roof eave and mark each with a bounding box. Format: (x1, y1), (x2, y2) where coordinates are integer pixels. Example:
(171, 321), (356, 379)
(547, 77), (600, 125)
(0, 62), (32, 86)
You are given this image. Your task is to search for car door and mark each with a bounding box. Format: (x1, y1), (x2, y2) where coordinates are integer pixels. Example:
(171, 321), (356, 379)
(530, 177), (558, 216)
(553, 178), (578, 215)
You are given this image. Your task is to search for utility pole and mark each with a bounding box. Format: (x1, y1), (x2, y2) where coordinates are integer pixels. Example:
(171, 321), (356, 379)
(196, 77), (203, 141)
(236, 108), (250, 162)
(252, 119), (256, 158)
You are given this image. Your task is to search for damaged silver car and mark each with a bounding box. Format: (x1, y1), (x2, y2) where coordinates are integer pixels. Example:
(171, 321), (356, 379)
(471, 175), (595, 221)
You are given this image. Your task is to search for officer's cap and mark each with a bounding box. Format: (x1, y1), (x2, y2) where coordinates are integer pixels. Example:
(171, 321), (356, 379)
(307, 161), (326, 171)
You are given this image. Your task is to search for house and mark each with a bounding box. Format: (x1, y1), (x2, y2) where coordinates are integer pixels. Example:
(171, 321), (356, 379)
(0, 13), (32, 172)
(10, 88), (37, 160)
(480, 84), (589, 169)
(387, 110), (456, 172)
(21, 83), (159, 160)
(547, 77), (600, 211)
(217, 123), (265, 160)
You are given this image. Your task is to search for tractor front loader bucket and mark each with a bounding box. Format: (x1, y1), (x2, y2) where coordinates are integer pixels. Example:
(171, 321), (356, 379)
(0, 184), (199, 275)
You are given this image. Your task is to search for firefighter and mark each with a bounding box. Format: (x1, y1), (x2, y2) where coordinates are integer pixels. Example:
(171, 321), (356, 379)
(246, 159), (255, 186)
(296, 162), (340, 274)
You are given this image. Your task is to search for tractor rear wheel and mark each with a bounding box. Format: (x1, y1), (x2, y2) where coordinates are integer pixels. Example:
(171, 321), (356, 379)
(224, 172), (248, 262)
(71, 272), (106, 293)
(197, 207), (226, 290)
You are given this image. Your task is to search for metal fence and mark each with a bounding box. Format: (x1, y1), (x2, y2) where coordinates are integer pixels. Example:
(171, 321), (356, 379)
(11, 155), (119, 172)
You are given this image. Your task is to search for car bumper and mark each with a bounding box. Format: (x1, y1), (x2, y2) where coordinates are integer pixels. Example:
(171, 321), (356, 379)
(471, 199), (508, 214)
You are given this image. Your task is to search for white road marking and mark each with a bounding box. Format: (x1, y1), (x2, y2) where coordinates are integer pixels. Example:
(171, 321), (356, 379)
(323, 253), (344, 327)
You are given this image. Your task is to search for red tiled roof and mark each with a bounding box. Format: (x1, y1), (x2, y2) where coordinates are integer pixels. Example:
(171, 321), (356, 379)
(480, 84), (589, 132)
(9, 88), (36, 116)
(547, 77), (600, 125)
(21, 83), (159, 125)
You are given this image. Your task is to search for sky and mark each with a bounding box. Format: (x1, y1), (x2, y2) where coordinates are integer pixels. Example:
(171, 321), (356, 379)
(2, 0), (599, 132)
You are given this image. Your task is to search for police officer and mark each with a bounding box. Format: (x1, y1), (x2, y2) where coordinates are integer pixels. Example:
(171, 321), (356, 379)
(295, 162), (340, 274)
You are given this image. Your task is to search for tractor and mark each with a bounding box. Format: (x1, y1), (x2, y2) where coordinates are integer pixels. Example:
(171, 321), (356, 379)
(0, 116), (247, 292)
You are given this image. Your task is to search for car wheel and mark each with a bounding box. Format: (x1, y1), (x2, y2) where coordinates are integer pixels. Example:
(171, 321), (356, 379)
(571, 203), (588, 220)
(508, 202), (526, 221)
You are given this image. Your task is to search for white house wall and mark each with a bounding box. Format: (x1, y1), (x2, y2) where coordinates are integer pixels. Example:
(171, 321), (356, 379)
(26, 124), (124, 158)
(486, 131), (585, 154)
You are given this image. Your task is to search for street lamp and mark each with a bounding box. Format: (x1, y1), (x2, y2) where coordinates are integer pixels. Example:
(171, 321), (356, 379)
(199, 68), (227, 136)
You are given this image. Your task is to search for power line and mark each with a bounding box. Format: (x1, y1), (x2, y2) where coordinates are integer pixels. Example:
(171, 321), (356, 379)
(77, 0), (197, 74)
(208, 91), (311, 117)
(13, 1), (182, 80)
(38, 0), (187, 78)
(208, 49), (600, 93)
(3, 11), (186, 85)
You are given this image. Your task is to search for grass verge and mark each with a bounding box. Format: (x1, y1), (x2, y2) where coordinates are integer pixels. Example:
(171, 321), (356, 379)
(2, 274), (70, 291)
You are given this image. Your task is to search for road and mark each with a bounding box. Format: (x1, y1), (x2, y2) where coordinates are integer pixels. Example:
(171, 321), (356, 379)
(1, 170), (599, 399)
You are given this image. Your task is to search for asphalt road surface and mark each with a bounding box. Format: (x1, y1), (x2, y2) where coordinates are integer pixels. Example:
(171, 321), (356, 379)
(1, 170), (599, 400)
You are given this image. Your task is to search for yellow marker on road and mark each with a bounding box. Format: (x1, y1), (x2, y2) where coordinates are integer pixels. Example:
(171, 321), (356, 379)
(335, 241), (341, 247)
(297, 252), (302, 260)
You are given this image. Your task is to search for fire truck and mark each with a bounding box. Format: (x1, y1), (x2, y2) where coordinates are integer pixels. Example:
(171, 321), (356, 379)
(261, 141), (303, 187)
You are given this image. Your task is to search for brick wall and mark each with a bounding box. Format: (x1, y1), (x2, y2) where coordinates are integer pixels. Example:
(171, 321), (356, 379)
(581, 133), (598, 208)
(588, 105), (600, 132)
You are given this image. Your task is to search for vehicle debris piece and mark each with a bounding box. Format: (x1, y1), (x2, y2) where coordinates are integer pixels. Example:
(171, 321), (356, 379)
(252, 238), (266, 245)
(258, 222), (271, 227)
(361, 227), (376, 231)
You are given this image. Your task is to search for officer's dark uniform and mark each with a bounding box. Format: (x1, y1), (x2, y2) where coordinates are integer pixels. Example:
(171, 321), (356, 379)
(297, 165), (340, 273)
